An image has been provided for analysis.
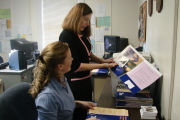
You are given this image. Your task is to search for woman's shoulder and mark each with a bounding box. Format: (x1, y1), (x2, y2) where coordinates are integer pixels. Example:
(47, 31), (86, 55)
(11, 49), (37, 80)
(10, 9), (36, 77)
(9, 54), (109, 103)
(37, 85), (54, 95)
(60, 30), (75, 37)
(59, 30), (77, 42)
(35, 90), (58, 108)
(36, 82), (58, 101)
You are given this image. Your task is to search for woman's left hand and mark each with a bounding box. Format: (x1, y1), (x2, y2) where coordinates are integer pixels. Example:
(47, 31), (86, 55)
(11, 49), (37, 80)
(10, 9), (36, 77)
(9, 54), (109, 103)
(76, 101), (96, 109)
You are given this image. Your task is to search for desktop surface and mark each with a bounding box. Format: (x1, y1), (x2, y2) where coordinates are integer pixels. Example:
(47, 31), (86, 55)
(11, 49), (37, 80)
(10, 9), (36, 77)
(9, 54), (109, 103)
(97, 77), (159, 120)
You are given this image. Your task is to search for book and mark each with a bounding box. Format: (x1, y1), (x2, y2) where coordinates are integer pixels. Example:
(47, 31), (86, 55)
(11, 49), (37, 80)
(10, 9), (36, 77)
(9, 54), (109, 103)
(140, 116), (156, 119)
(86, 114), (130, 120)
(111, 45), (162, 94)
(116, 92), (153, 101)
(116, 84), (153, 101)
(140, 109), (156, 119)
(110, 65), (125, 77)
(140, 106), (158, 116)
(116, 101), (153, 108)
(115, 82), (154, 108)
(91, 68), (109, 76)
(86, 107), (130, 120)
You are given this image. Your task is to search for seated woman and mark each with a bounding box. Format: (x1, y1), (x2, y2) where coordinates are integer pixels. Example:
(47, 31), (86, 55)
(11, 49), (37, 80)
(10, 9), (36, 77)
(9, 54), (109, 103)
(29, 41), (99, 120)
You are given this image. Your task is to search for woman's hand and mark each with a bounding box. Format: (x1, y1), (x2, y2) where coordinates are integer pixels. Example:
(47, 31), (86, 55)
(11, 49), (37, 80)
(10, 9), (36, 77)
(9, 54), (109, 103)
(103, 62), (117, 68)
(103, 58), (115, 63)
(75, 101), (96, 109)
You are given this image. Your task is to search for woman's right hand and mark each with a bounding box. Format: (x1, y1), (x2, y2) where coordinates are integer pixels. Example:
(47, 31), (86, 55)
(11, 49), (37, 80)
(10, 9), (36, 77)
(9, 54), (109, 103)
(103, 62), (117, 68)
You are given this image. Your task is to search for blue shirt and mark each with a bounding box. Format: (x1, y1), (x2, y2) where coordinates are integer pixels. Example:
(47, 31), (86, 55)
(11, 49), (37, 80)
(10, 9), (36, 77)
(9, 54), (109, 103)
(35, 78), (75, 120)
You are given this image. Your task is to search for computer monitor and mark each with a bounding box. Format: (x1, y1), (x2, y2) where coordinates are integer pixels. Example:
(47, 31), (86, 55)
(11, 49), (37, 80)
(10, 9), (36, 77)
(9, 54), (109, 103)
(103, 35), (129, 59)
(10, 38), (38, 63)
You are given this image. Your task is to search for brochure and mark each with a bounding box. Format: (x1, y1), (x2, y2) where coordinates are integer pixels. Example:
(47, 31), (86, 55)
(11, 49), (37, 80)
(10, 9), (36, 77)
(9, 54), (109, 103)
(111, 45), (162, 94)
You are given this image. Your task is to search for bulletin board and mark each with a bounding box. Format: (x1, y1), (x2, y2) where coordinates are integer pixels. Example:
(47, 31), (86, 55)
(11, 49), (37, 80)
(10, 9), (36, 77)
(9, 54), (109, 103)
(0, 9), (11, 53)
(138, 1), (147, 42)
(90, 4), (111, 57)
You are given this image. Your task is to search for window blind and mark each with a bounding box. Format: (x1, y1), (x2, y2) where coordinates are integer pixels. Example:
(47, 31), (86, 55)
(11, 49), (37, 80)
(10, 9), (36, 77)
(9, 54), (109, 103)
(42, 0), (78, 47)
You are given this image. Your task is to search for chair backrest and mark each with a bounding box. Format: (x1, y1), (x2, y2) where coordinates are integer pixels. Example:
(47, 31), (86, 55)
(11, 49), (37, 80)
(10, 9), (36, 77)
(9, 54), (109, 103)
(0, 82), (38, 120)
(0, 56), (3, 63)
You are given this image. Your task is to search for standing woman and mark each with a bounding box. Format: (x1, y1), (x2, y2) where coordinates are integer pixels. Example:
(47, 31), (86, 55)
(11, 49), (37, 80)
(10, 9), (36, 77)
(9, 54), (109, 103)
(28, 41), (99, 120)
(59, 3), (117, 120)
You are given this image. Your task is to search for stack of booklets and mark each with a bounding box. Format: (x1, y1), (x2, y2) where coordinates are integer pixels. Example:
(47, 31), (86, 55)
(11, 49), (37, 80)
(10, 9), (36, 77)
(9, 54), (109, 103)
(86, 107), (130, 120)
(116, 84), (153, 108)
(140, 106), (158, 119)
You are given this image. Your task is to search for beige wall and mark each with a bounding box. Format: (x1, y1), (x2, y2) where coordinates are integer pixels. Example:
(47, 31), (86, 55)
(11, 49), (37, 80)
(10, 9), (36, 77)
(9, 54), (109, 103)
(85, 0), (139, 47)
(171, 0), (180, 119)
(111, 0), (138, 47)
(139, 0), (179, 120)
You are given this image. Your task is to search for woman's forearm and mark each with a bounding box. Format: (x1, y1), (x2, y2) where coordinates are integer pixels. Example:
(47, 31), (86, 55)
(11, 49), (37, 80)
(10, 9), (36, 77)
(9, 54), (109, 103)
(90, 53), (104, 63)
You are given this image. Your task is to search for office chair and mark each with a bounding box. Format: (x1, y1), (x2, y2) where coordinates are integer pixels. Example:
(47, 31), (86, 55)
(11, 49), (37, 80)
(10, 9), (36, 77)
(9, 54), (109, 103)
(0, 82), (38, 120)
(0, 56), (3, 63)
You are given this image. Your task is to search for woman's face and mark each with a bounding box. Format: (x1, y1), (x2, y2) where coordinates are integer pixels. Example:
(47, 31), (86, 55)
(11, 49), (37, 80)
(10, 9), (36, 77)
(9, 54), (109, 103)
(58, 49), (73, 75)
(80, 13), (92, 31)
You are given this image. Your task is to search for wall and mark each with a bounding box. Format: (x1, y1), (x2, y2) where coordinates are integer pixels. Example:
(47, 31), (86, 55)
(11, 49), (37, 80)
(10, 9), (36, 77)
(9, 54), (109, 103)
(111, 0), (138, 47)
(139, 0), (179, 120)
(171, 0), (180, 119)
(85, 0), (139, 47)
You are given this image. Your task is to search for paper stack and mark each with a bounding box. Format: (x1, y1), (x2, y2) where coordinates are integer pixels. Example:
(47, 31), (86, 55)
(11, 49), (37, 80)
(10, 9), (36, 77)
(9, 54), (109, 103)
(86, 107), (130, 120)
(116, 84), (153, 108)
(140, 106), (158, 119)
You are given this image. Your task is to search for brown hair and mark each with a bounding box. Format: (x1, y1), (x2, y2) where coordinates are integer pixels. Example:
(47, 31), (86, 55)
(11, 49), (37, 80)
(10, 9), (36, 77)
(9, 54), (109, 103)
(29, 41), (69, 98)
(62, 3), (92, 37)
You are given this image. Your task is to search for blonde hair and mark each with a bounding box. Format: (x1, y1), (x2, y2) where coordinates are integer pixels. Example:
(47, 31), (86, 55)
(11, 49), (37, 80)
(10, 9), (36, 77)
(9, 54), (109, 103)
(29, 41), (69, 98)
(62, 3), (92, 37)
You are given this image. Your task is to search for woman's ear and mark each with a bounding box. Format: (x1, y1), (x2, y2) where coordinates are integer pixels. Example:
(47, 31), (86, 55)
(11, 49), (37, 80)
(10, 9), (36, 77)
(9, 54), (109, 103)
(57, 64), (63, 70)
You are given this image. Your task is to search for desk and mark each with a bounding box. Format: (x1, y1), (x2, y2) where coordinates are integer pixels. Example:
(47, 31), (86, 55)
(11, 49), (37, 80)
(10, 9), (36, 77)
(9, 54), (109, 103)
(92, 75), (107, 102)
(92, 68), (109, 102)
(0, 65), (35, 91)
(97, 77), (159, 120)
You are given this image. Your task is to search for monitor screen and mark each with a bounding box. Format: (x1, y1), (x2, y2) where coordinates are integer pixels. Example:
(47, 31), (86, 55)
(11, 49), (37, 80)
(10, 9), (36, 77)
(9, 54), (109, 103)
(104, 35), (129, 54)
(104, 35), (120, 53)
(10, 38), (38, 61)
(104, 37), (116, 53)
